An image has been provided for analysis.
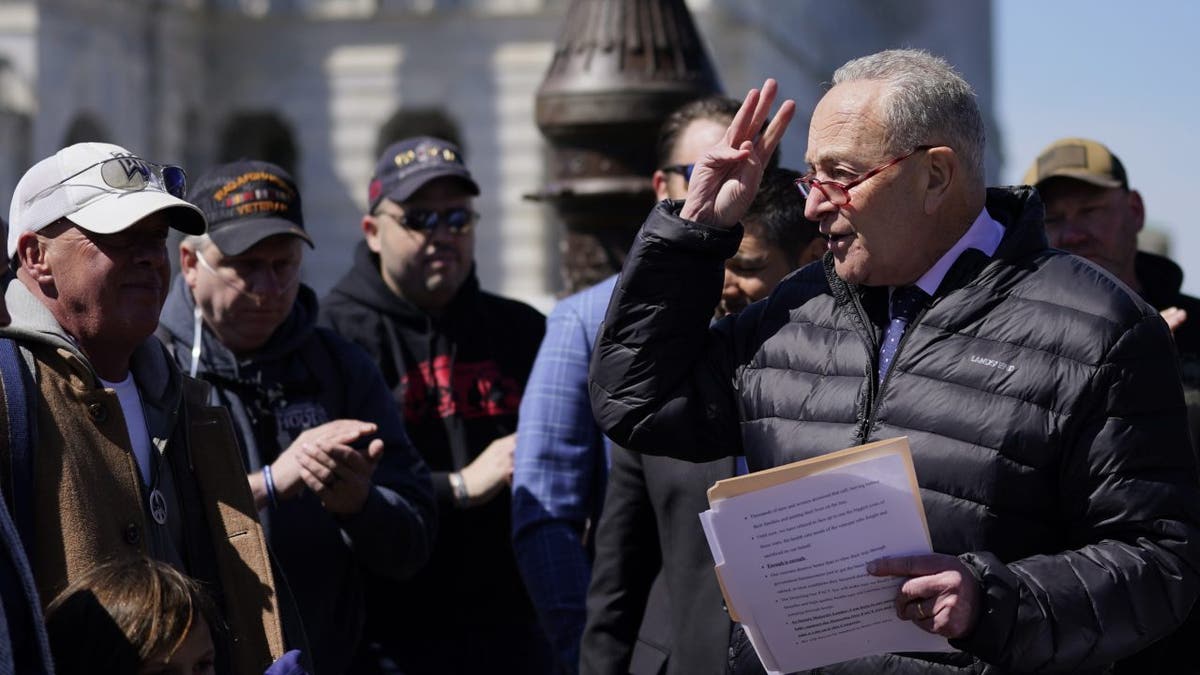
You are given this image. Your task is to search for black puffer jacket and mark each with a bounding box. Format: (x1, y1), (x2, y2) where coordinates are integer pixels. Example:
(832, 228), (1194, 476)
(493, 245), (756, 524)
(589, 187), (1200, 673)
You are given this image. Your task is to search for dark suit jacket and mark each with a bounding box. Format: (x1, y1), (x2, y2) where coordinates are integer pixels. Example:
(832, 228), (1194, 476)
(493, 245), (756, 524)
(580, 446), (736, 675)
(0, 488), (53, 675)
(0, 338), (61, 675)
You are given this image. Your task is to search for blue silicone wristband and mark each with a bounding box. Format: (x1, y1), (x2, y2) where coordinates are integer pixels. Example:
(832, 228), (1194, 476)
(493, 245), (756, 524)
(263, 464), (279, 509)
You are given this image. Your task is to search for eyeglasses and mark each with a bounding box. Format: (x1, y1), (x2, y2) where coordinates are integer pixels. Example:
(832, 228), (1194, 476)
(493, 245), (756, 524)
(661, 164), (696, 183)
(196, 249), (301, 299)
(796, 145), (935, 207)
(376, 207), (478, 235)
(26, 156), (187, 206)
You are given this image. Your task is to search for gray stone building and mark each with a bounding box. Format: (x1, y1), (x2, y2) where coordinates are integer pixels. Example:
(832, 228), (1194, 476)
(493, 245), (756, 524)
(0, 0), (996, 308)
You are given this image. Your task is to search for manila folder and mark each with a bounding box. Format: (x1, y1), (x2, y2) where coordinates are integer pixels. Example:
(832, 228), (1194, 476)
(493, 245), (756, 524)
(698, 436), (952, 674)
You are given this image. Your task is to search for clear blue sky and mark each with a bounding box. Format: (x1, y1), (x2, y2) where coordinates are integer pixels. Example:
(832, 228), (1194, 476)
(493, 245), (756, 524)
(996, 1), (1200, 294)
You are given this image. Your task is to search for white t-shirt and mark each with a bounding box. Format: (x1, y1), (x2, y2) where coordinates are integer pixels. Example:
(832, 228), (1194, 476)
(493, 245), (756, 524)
(100, 374), (153, 486)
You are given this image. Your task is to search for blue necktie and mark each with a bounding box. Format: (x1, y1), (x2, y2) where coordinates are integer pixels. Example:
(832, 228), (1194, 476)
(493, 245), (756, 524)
(878, 286), (928, 384)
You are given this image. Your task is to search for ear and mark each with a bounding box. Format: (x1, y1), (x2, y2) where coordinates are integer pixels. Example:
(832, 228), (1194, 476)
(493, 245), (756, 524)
(1127, 189), (1146, 233)
(922, 146), (957, 215)
(651, 170), (670, 201)
(179, 243), (201, 289)
(362, 214), (383, 254)
(16, 231), (52, 284)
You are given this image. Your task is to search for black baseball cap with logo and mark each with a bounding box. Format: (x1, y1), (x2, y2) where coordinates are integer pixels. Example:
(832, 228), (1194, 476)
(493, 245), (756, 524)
(188, 160), (314, 255)
(368, 136), (480, 212)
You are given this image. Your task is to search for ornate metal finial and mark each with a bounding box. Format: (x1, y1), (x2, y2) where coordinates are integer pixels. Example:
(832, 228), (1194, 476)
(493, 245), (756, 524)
(533, 0), (722, 294)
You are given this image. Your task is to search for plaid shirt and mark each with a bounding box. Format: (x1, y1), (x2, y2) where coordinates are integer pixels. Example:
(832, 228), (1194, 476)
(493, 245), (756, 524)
(513, 276), (616, 673)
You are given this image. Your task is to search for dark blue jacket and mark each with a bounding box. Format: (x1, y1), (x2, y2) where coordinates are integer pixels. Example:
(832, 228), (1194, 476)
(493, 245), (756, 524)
(159, 276), (436, 675)
(0, 491), (53, 675)
(0, 338), (55, 675)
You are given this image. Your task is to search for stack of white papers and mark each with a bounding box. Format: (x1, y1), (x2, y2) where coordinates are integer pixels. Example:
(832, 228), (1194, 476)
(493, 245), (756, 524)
(700, 437), (953, 674)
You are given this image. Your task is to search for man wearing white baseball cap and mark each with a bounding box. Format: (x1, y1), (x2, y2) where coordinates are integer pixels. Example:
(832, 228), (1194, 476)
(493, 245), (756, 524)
(0, 143), (290, 674)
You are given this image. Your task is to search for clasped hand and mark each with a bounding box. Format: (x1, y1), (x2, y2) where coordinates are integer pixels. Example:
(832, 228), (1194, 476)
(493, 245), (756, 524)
(269, 419), (384, 515)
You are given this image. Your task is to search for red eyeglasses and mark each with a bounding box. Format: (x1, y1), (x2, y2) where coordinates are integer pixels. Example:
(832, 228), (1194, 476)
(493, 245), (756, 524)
(796, 145), (935, 206)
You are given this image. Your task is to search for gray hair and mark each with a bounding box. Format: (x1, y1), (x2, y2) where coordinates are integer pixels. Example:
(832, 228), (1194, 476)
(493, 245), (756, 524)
(833, 49), (985, 186)
(179, 233), (213, 252)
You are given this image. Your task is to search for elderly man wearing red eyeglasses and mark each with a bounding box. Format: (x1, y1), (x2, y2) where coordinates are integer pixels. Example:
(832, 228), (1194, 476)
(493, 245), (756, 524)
(320, 136), (552, 675)
(590, 49), (1200, 674)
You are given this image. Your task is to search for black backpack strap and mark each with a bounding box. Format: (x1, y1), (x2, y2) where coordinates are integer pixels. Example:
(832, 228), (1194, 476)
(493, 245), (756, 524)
(0, 338), (37, 555)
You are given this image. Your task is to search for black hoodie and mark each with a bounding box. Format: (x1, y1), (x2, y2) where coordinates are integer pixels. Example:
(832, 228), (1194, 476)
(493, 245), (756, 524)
(320, 241), (550, 674)
(159, 275), (436, 675)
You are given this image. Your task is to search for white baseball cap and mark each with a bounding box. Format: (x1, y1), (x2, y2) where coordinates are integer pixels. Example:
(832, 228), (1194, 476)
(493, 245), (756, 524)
(8, 142), (207, 257)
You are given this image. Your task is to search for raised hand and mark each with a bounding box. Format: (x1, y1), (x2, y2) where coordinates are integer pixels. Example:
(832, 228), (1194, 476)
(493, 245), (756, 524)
(679, 78), (796, 229)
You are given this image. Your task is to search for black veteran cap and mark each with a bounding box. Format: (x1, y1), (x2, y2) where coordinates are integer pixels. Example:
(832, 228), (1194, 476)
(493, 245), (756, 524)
(368, 136), (480, 211)
(188, 160), (314, 255)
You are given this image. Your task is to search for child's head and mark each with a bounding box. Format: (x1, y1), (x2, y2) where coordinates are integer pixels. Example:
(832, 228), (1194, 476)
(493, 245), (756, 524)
(46, 556), (218, 675)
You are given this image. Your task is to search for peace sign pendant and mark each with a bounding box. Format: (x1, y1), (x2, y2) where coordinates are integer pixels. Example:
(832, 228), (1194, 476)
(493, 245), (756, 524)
(149, 488), (168, 526)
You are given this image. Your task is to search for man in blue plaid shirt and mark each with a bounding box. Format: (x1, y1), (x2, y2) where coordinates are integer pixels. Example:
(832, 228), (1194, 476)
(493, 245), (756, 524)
(512, 97), (746, 674)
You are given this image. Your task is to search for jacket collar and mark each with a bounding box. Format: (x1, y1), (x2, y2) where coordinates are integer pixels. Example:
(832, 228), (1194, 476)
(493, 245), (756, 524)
(1135, 250), (1185, 310)
(2, 280), (82, 358)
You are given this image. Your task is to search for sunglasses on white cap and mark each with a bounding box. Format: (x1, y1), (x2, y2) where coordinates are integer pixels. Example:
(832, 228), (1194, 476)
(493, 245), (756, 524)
(25, 155), (187, 206)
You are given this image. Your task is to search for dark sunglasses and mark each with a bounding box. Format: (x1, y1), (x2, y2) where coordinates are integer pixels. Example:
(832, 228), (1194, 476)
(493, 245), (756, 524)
(660, 164), (696, 182)
(27, 156), (187, 206)
(379, 207), (479, 235)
